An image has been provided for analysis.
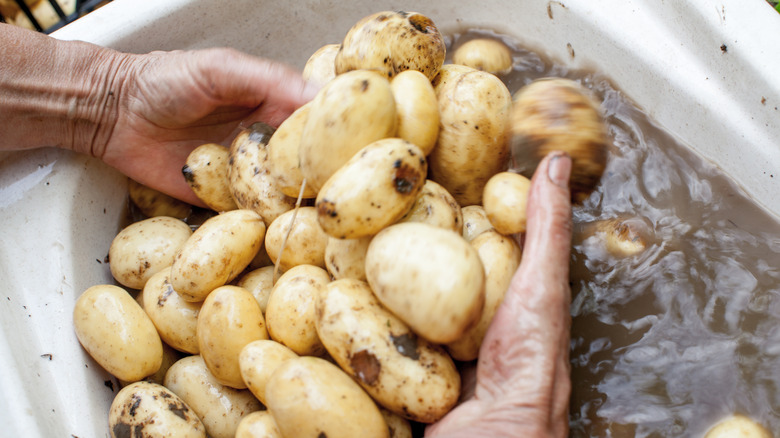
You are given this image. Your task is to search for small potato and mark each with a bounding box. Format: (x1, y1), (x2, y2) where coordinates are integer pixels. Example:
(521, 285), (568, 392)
(336, 11), (446, 81)
(108, 216), (192, 290)
(164, 355), (263, 438)
(316, 138), (427, 239)
(429, 69), (512, 206)
(299, 69), (397, 192)
(452, 38), (514, 75)
(509, 78), (608, 204)
(381, 409), (413, 438)
(109, 381), (206, 438)
(236, 266), (276, 313)
(197, 285), (269, 389)
(317, 279), (460, 423)
(239, 340), (298, 405)
(265, 265), (330, 356)
(398, 179), (463, 233)
(577, 217), (650, 258)
(482, 171), (532, 235)
(264, 207), (329, 272)
(265, 356), (389, 438)
(266, 102), (318, 199)
(365, 222), (485, 344)
(302, 43), (340, 87)
(704, 414), (771, 438)
(446, 230), (522, 361)
(128, 178), (192, 219)
(325, 235), (372, 281)
(391, 70), (439, 155)
(236, 411), (283, 438)
(142, 267), (201, 354)
(182, 143), (238, 212)
(73, 285), (163, 382)
(461, 205), (494, 242)
(171, 209), (265, 302)
(228, 123), (297, 224)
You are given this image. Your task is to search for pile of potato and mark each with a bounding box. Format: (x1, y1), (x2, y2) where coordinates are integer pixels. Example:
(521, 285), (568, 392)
(72, 10), (611, 438)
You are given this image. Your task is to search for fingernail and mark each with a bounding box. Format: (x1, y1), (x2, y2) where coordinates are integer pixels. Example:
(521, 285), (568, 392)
(548, 153), (572, 188)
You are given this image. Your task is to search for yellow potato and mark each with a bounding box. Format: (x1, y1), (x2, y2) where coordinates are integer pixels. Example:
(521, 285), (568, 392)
(704, 414), (771, 438)
(266, 102), (318, 199)
(264, 206), (329, 272)
(302, 43), (340, 87)
(316, 138), (427, 239)
(128, 179), (191, 219)
(238, 340), (298, 405)
(73, 284), (163, 382)
(235, 266), (276, 313)
(142, 267), (201, 354)
(482, 171), (532, 235)
(235, 411), (283, 438)
(164, 355), (262, 438)
(398, 179), (463, 233)
(316, 279), (460, 423)
(265, 356), (390, 438)
(391, 70), (440, 155)
(183, 143), (238, 212)
(109, 381), (206, 438)
(365, 222), (485, 344)
(580, 217), (649, 258)
(197, 285), (269, 389)
(381, 408), (413, 438)
(119, 342), (182, 388)
(108, 216), (192, 290)
(452, 38), (514, 75)
(325, 235), (372, 281)
(461, 205), (494, 242)
(431, 63), (475, 97)
(170, 209), (265, 302)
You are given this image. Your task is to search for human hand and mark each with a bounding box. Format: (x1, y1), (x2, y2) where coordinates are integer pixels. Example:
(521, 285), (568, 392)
(427, 152), (573, 437)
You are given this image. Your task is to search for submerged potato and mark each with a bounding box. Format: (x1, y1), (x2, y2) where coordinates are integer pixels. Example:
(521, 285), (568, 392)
(577, 217), (650, 258)
(182, 143), (238, 212)
(336, 11), (446, 81)
(109, 381), (206, 438)
(299, 70), (397, 192)
(482, 171), (532, 235)
(509, 77), (608, 204)
(316, 138), (427, 239)
(265, 356), (390, 438)
(238, 340), (298, 405)
(128, 179), (191, 219)
(452, 38), (513, 75)
(317, 279), (460, 423)
(398, 179), (462, 233)
(170, 209), (265, 302)
(325, 235), (372, 281)
(266, 102), (318, 199)
(264, 207), (329, 272)
(108, 216), (192, 290)
(365, 222), (485, 344)
(302, 43), (340, 87)
(391, 70), (439, 155)
(142, 267), (201, 354)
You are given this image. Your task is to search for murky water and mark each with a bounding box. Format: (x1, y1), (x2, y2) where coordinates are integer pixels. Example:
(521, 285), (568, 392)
(447, 30), (780, 437)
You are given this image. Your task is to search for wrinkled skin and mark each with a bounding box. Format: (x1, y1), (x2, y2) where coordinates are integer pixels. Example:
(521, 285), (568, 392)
(428, 152), (573, 438)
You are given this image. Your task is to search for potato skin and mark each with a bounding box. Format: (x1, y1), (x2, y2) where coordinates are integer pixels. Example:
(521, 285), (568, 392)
(316, 278), (460, 423)
(482, 171), (532, 235)
(238, 340), (298, 405)
(452, 38), (513, 75)
(235, 411), (283, 438)
(325, 235), (372, 281)
(397, 179), (462, 233)
(142, 267), (201, 354)
(109, 381), (206, 438)
(391, 70), (439, 155)
(266, 102), (317, 199)
(704, 415), (771, 438)
(264, 206), (329, 272)
(365, 222), (485, 344)
(461, 205), (494, 242)
(335, 11), (446, 81)
(183, 143), (238, 212)
(316, 138), (427, 239)
(302, 43), (340, 87)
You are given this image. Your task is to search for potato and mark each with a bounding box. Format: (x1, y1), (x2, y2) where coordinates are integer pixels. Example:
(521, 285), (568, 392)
(299, 69), (397, 192)
(482, 171), (532, 235)
(264, 206), (329, 272)
(391, 70), (439, 155)
(429, 69), (512, 206)
(302, 43), (340, 87)
(236, 266), (276, 313)
(182, 143), (238, 212)
(316, 278), (460, 423)
(336, 11), (446, 81)
(108, 216), (192, 290)
(431, 63), (475, 97)
(265, 265), (329, 356)
(266, 102), (317, 199)
(380, 409), (413, 438)
(164, 355), (263, 438)
(171, 209), (265, 302)
(509, 77), (608, 203)
(236, 411), (283, 438)
(128, 179), (191, 219)
(119, 342), (182, 388)
(704, 414), (771, 438)
(577, 217), (649, 258)
(142, 267), (201, 354)
(325, 235), (372, 281)
(109, 381), (206, 438)
(316, 138), (427, 239)
(239, 340), (298, 405)
(228, 123), (296, 224)
(73, 284), (163, 382)
(365, 222), (485, 344)
(197, 285), (269, 389)
(446, 230), (522, 361)
(452, 38), (514, 75)
(461, 205), (494, 242)
(265, 356), (389, 438)
(398, 179), (462, 233)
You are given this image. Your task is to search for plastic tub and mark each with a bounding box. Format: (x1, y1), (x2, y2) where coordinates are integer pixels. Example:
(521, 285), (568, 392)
(1, 0), (778, 436)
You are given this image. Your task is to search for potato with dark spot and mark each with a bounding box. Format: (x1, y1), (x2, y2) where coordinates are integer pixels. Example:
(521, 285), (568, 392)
(335, 11), (446, 81)
(316, 138), (427, 239)
(128, 179), (191, 219)
(397, 179), (462, 233)
(142, 267), (201, 354)
(182, 143), (238, 212)
(264, 206), (329, 272)
(302, 43), (340, 87)
(452, 38), (514, 75)
(431, 64), (475, 96)
(325, 235), (372, 281)
(316, 278), (460, 423)
(509, 77), (609, 204)
(109, 381), (206, 438)
(461, 205), (494, 242)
